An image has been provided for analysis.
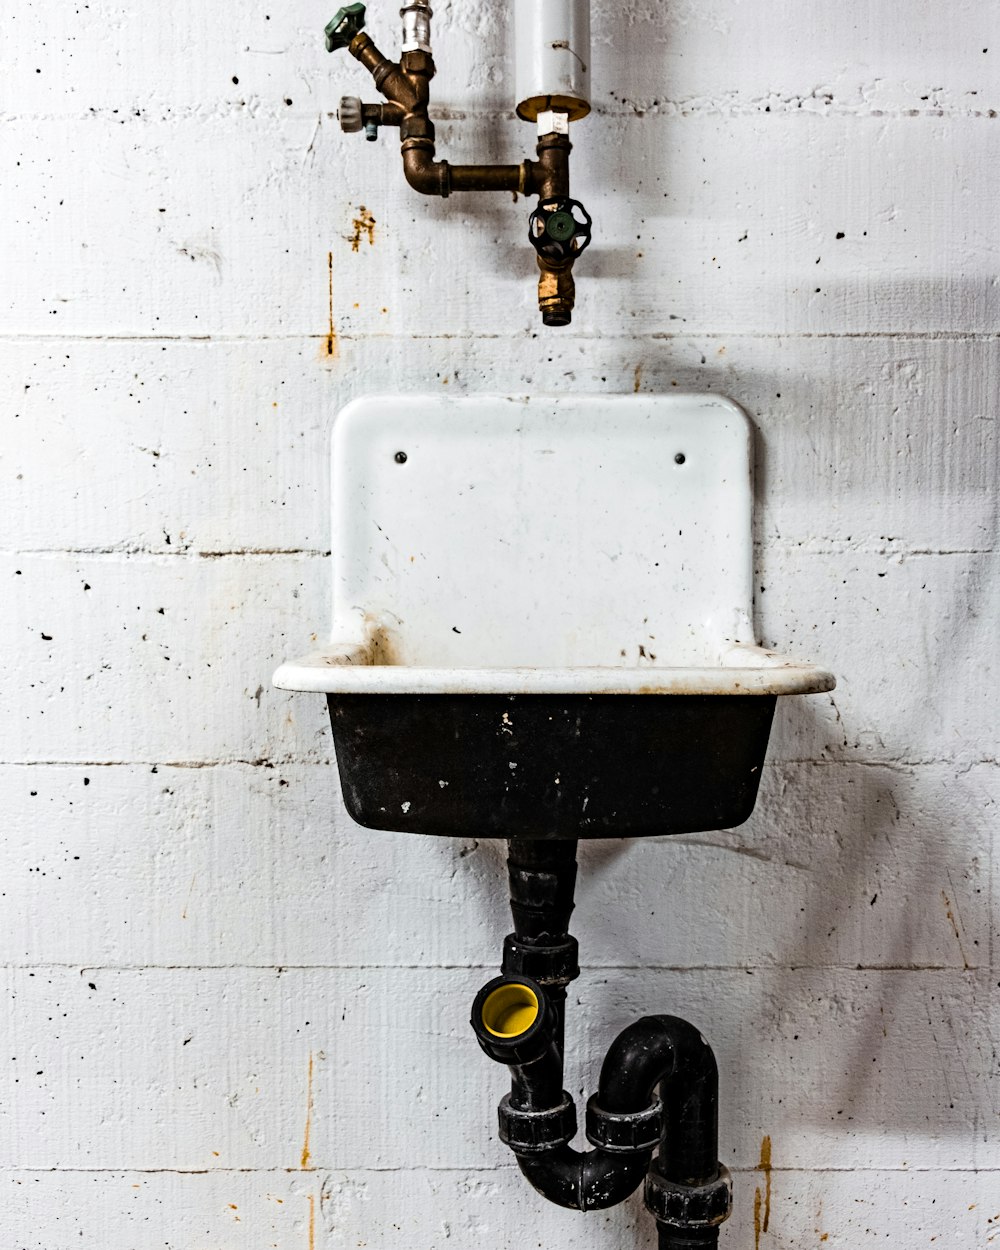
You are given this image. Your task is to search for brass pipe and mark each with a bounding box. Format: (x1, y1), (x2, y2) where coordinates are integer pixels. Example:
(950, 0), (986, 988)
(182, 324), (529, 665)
(532, 133), (571, 201)
(343, 24), (582, 324)
(531, 134), (576, 325)
(349, 31), (539, 200)
(351, 33), (424, 113)
(400, 141), (450, 197)
(362, 102), (404, 129)
(449, 163), (530, 194)
(402, 143), (529, 198)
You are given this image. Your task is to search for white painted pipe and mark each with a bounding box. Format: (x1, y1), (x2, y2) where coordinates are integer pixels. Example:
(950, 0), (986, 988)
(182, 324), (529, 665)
(514, 0), (591, 122)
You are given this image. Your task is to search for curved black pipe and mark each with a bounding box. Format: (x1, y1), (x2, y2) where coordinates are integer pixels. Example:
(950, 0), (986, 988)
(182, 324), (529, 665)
(600, 1015), (719, 1185)
(509, 1015), (719, 1213)
(471, 973), (650, 1209)
(516, 1144), (651, 1211)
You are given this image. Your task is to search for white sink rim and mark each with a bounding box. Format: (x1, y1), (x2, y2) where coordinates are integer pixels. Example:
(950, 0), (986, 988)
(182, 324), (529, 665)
(273, 641), (835, 696)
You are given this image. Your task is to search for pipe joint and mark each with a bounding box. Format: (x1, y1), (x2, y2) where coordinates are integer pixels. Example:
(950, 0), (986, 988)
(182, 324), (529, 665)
(585, 1092), (662, 1154)
(502, 933), (579, 987)
(499, 1090), (577, 1153)
(399, 112), (435, 142)
(401, 141), (450, 196)
(645, 1165), (733, 1231)
(400, 48), (435, 79)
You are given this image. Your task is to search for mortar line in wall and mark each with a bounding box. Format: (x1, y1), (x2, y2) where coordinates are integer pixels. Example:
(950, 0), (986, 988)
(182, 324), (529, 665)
(2, 1164), (997, 1176)
(4, 547), (329, 559)
(1, 330), (999, 344)
(3, 757), (995, 771)
(3, 101), (998, 124)
(6, 546), (994, 562)
(3, 962), (986, 974)
(4, 546), (994, 563)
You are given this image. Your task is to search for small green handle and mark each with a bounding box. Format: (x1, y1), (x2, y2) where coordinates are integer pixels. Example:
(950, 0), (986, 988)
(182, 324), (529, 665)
(325, 3), (366, 52)
(545, 211), (576, 243)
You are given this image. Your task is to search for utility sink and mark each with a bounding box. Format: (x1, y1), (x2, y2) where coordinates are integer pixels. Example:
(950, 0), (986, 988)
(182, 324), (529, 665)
(273, 394), (834, 837)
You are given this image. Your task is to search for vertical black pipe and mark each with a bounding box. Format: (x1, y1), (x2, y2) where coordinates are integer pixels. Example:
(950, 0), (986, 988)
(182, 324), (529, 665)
(658, 1231), (718, 1250)
(504, 837), (580, 1061)
(506, 838), (578, 942)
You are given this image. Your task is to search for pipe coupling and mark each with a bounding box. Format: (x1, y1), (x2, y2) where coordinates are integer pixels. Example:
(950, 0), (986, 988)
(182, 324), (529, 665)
(499, 1090), (577, 1153)
(644, 1165), (733, 1230)
(502, 933), (579, 987)
(585, 1093), (662, 1154)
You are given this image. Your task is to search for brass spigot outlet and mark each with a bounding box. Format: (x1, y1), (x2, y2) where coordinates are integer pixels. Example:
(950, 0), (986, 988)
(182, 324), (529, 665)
(538, 259), (576, 327)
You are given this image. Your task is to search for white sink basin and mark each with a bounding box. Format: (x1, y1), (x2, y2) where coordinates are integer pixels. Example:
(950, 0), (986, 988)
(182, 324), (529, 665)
(273, 393), (833, 837)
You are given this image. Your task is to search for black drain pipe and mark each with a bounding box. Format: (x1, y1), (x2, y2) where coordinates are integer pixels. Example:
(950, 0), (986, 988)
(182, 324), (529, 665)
(471, 838), (732, 1241)
(503, 837), (579, 1051)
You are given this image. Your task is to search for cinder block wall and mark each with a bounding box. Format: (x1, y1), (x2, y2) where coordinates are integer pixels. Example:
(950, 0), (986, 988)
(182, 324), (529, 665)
(4, 2), (998, 1245)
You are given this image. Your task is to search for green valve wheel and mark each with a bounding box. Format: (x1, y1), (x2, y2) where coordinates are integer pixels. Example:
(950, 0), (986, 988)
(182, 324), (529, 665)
(325, 2), (366, 52)
(529, 197), (593, 263)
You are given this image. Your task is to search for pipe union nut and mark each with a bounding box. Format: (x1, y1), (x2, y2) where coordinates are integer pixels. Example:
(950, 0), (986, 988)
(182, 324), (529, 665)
(644, 1165), (733, 1230)
(498, 1090), (577, 1154)
(502, 934), (579, 986)
(585, 1093), (662, 1154)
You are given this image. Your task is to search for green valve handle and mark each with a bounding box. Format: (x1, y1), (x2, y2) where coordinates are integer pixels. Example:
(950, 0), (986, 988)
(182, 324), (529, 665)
(325, 2), (366, 52)
(545, 211), (577, 243)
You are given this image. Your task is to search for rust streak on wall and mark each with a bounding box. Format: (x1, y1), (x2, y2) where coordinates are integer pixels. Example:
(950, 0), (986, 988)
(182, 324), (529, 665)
(300, 1052), (314, 1169)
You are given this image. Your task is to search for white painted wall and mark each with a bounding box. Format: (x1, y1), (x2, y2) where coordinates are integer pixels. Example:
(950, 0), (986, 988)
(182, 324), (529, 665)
(2, 1), (998, 1246)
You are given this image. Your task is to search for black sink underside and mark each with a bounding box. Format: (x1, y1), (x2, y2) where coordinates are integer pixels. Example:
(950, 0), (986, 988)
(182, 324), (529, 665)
(327, 693), (776, 839)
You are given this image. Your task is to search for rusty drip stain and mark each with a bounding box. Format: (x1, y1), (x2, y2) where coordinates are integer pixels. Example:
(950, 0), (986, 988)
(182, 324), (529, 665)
(758, 1134), (772, 1232)
(633, 362), (643, 393)
(753, 1185), (762, 1250)
(307, 1191), (316, 1250)
(759, 1135), (773, 1230)
(326, 251), (337, 358)
(300, 1051), (314, 1169)
(349, 205), (376, 252)
(941, 890), (970, 969)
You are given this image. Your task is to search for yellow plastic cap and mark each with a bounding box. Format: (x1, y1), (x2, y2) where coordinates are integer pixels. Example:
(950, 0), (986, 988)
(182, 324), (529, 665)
(481, 982), (540, 1038)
